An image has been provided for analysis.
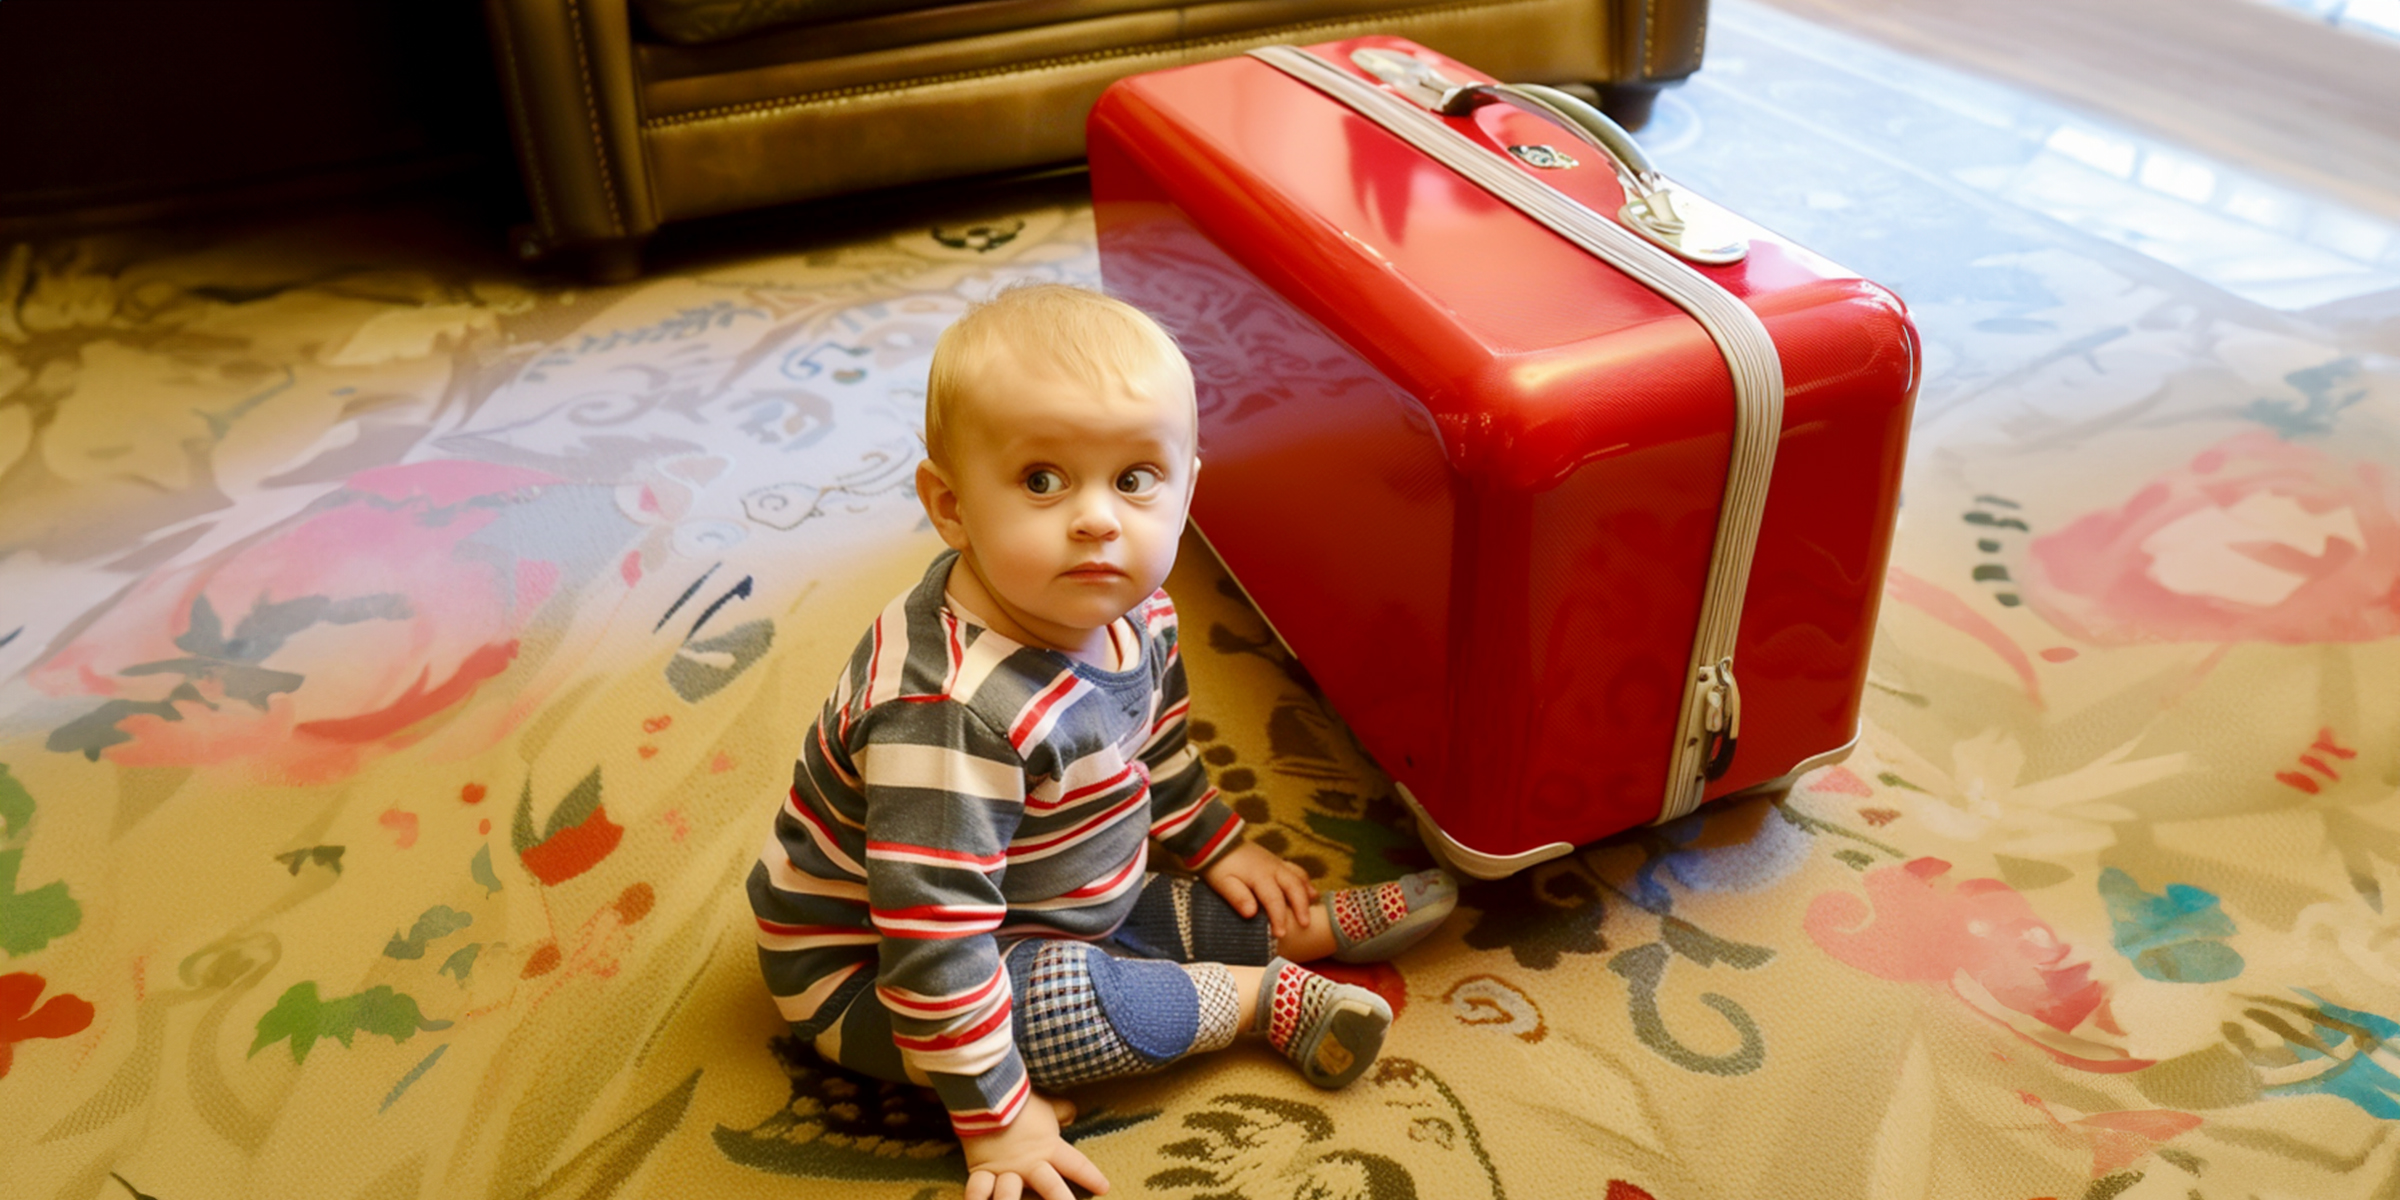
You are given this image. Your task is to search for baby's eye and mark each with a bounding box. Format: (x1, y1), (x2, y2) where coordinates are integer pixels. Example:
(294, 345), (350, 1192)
(1115, 466), (1163, 494)
(1024, 468), (1065, 496)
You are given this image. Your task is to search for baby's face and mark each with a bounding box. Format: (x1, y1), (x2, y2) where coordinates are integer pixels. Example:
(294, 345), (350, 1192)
(938, 353), (1197, 650)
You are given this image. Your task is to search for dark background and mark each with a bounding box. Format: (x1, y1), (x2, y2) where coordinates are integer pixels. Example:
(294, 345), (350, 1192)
(0, 0), (516, 236)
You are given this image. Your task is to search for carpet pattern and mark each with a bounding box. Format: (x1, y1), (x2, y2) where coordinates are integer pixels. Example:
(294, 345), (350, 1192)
(3, 4), (2398, 1198)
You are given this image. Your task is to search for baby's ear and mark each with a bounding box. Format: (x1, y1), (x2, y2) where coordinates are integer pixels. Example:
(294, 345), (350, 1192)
(915, 459), (972, 551)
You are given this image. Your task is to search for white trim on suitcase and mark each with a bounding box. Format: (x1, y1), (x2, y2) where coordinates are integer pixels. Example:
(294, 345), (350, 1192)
(1246, 44), (1785, 827)
(1393, 782), (1575, 881)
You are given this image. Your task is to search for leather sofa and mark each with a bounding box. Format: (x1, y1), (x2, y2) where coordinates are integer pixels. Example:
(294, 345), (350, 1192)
(483, 0), (1708, 278)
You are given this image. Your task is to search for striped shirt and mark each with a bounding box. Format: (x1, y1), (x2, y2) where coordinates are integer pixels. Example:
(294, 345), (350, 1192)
(748, 550), (1244, 1134)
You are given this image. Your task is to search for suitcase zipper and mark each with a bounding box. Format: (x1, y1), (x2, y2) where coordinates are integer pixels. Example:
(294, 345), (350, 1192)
(1246, 45), (1784, 825)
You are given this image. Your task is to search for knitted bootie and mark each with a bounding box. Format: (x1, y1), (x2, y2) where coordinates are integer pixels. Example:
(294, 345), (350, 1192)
(1324, 869), (1457, 963)
(1255, 957), (1390, 1089)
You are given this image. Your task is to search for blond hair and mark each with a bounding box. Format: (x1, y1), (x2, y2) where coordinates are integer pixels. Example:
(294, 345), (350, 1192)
(924, 283), (1195, 468)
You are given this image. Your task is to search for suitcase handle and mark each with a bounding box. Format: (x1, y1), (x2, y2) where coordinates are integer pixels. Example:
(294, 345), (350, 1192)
(1350, 48), (1745, 264)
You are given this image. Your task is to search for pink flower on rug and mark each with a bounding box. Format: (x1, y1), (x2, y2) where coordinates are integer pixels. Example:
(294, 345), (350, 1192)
(35, 461), (559, 783)
(2017, 1092), (2202, 1178)
(2026, 432), (2400, 644)
(1805, 858), (2151, 1072)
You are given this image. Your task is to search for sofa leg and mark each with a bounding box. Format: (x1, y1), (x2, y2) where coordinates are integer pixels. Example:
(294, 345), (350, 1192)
(508, 224), (648, 283)
(1597, 83), (1661, 131)
(579, 237), (648, 285)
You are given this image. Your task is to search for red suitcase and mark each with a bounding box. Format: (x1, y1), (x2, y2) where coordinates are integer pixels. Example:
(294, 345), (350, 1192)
(1088, 38), (1919, 878)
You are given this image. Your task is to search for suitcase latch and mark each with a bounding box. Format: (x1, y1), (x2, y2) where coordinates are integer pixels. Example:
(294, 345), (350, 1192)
(1698, 657), (1741, 780)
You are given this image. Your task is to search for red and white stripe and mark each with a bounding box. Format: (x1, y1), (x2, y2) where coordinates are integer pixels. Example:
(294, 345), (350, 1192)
(755, 917), (881, 953)
(784, 789), (867, 877)
(836, 669), (858, 742)
(939, 611), (966, 697)
(947, 626), (1016, 706)
(1008, 845), (1148, 911)
(771, 960), (868, 1023)
(947, 1075), (1032, 1137)
(877, 962), (1011, 1021)
(854, 742), (1022, 803)
(1147, 595), (1182, 662)
(892, 997), (1018, 1075)
(884, 969), (1018, 1084)
(1008, 784), (1148, 863)
(869, 901), (1007, 939)
(862, 592), (913, 708)
(1007, 672), (1087, 755)
(1148, 777), (1219, 841)
(863, 839), (1006, 874)
(758, 833), (869, 902)
(1179, 810), (1244, 868)
(1140, 703), (1192, 757)
(1026, 751), (1133, 815)
(814, 720), (862, 790)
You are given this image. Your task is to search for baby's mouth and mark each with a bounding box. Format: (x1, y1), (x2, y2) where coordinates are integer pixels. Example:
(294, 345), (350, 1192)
(1063, 562), (1126, 579)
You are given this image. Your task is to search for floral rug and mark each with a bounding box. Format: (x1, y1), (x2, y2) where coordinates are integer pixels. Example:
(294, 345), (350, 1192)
(4, 4), (2397, 1198)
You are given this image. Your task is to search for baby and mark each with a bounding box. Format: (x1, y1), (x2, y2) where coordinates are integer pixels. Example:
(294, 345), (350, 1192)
(748, 283), (1456, 1200)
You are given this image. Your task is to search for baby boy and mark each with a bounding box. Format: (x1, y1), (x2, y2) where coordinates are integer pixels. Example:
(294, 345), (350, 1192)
(748, 283), (1456, 1200)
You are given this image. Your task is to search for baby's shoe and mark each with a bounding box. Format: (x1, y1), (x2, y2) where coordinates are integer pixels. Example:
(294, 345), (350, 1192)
(1324, 869), (1458, 963)
(1257, 957), (1390, 1089)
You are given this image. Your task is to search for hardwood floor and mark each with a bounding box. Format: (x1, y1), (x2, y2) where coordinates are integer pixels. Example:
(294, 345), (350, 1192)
(1744, 0), (2400, 221)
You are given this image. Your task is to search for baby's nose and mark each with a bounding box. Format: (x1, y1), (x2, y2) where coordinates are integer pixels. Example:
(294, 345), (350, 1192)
(1071, 497), (1122, 538)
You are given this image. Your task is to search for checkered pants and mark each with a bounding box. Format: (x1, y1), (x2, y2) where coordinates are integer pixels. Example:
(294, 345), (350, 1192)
(1014, 940), (1166, 1086)
(1007, 878), (1255, 1087)
(815, 873), (1260, 1090)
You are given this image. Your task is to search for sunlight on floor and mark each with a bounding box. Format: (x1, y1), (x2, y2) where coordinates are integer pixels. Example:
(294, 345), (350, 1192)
(2255, 0), (2400, 41)
(1685, 0), (2400, 311)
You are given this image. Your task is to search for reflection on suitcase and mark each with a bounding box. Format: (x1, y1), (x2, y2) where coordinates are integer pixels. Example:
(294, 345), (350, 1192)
(1089, 38), (1920, 878)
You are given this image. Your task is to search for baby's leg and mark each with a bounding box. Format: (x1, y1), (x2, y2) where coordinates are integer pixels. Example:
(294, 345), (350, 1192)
(1223, 958), (1391, 1089)
(1009, 938), (1244, 1088)
(1111, 874), (1275, 964)
(1012, 939), (1389, 1091)
(1314, 870), (1459, 963)
(1116, 869), (1457, 966)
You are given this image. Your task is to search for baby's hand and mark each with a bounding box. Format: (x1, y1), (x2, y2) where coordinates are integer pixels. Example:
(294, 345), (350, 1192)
(1201, 841), (1320, 940)
(962, 1092), (1108, 1200)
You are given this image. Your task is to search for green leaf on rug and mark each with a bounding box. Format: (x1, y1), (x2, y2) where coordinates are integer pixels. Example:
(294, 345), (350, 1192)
(384, 906), (473, 960)
(528, 1067), (701, 1199)
(514, 768), (625, 886)
(1609, 942), (1766, 1076)
(381, 1044), (448, 1113)
(516, 768), (602, 855)
(1302, 811), (1412, 885)
(0, 764), (31, 839)
(1994, 853), (2073, 891)
(1660, 916), (1774, 970)
(471, 844), (503, 894)
(248, 981), (452, 1064)
(275, 845), (345, 876)
(0, 848), (81, 958)
(2082, 1170), (2144, 1200)
(439, 943), (481, 985)
(666, 619), (775, 703)
(107, 1173), (160, 1200)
